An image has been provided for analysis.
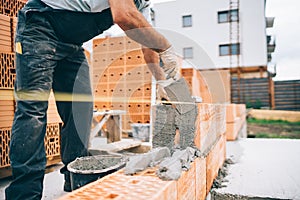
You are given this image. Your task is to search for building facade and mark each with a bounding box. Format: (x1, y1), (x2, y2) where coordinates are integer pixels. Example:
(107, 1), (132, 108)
(153, 0), (275, 78)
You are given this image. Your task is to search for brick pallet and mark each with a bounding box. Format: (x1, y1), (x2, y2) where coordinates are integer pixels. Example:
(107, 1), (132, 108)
(92, 37), (153, 130)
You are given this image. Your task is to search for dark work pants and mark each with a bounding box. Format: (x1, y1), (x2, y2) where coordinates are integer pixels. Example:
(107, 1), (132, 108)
(5, 10), (93, 200)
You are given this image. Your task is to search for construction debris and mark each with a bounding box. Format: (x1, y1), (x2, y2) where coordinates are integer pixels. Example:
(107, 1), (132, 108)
(156, 147), (200, 180)
(124, 147), (171, 175)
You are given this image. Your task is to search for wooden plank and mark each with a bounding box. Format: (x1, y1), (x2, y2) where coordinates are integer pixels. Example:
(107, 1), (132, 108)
(249, 109), (300, 122)
(90, 139), (142, 152)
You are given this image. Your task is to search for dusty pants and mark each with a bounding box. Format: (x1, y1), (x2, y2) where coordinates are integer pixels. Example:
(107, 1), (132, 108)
(4, 7), (113, 199)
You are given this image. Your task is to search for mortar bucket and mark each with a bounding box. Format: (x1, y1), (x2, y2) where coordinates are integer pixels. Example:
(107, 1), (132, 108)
(67, 153), (126, 191)
(131, 123), (150, 142)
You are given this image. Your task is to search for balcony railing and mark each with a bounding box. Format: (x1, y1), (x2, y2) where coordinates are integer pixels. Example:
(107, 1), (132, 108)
(266, 17), (275, 28)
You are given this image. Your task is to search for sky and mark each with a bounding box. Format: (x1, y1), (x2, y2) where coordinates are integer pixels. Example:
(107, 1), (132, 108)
(151, 0), (300, 81)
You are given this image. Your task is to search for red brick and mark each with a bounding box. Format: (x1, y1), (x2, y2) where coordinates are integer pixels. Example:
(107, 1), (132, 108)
(177, 161), (196, 200)
(195, 157), (206, 200)
(226, 104), (237, 123)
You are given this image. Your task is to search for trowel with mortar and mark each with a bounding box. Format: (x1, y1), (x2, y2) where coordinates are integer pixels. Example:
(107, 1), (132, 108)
(158, 77), (196, 114)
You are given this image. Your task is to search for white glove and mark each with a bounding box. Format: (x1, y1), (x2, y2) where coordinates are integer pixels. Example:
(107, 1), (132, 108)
(156, 79), (175, 102)
(159, 46), (180, 80)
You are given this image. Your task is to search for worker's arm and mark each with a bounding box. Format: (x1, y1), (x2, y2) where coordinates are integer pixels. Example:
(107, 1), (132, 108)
(108, 0), (170, 53)
(142, 48), (165, 81)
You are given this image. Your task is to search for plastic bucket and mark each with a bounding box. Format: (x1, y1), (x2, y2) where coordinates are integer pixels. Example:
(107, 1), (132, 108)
(67, 153), (126, 191)
(131, 123), (150, 142)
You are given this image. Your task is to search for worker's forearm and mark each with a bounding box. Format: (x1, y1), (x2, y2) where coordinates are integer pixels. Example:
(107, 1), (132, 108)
(109, 0), (171, 53)
(142, 48), (165, 81)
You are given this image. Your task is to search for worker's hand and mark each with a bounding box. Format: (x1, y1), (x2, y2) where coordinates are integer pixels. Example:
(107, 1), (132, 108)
(156, 79), (175, 103)
(159, 46), (180, 80)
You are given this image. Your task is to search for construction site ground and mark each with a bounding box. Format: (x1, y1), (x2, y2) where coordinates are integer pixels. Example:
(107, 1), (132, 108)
(247, 119), (300, 139)
(1, 138), (300, 200)
(210, 138), (300, 200)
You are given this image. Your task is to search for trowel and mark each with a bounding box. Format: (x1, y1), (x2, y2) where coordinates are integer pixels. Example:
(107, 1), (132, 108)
(161, 77), (196, 114)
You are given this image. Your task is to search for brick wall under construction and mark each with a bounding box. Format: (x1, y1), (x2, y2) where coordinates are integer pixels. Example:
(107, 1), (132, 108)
(0, 0), (61, 176)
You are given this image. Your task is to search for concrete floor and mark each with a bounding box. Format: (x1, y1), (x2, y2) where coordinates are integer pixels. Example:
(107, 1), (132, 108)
(1, 138), (300, 200)
(0, 163), (67, 200)
(212, 138), (300, 200)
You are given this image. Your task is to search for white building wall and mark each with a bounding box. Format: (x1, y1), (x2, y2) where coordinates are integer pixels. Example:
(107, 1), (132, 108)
(153, 0), (268, 69)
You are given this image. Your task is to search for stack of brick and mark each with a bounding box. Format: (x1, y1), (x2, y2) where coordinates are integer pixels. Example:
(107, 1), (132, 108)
(181, 68), (231, 104)
(60, 103), (227, 200)
(225, 103), (247, 141)
(0, 0), (61, 176)
(92, 37), (152, 130)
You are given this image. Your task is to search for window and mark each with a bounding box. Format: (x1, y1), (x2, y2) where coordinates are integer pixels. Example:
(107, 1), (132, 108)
(183, 47), (193, 59)
(218, 9), (239, 23)
(219, 44), (240, 56)
(182, 15), (192, 27)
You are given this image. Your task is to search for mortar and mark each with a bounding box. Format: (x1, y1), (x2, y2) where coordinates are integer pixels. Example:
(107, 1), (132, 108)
(67, 153), (126, 191)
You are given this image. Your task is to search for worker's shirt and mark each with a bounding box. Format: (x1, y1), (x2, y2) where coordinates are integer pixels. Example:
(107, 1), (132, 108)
(39, 0), (152, 22)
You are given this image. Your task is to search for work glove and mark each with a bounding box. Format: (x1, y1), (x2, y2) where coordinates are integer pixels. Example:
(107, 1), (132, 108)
(159, 46), (180, 80)
(156, 79), (176, 103)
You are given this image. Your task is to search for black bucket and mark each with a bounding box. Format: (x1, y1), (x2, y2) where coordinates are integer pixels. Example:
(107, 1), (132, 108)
(67, 152), (126, 191)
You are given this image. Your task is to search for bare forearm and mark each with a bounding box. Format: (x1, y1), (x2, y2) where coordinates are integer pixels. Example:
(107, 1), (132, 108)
(142, 48), (165, 81)
(109, 0), (170, 53)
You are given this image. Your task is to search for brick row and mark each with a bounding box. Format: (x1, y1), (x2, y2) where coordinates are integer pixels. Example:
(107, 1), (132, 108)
(11, 16), (17, 52)
(194, 103), (226, 154)
(0, 14), (12, 52)
(0, 99), (14, 128)
(45, 123), (61, 159)
(0, 53), (15, 89)
(93, 37), (141, 53)
(47, 91), (62, 124)
(0, 127), (11, 168)
(225, 103), (247, 141)
(0, 0), (26, 17)
(0, 123), (61, 168)
(59, 157), (207, 200)
(205, 134), (226, 195)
